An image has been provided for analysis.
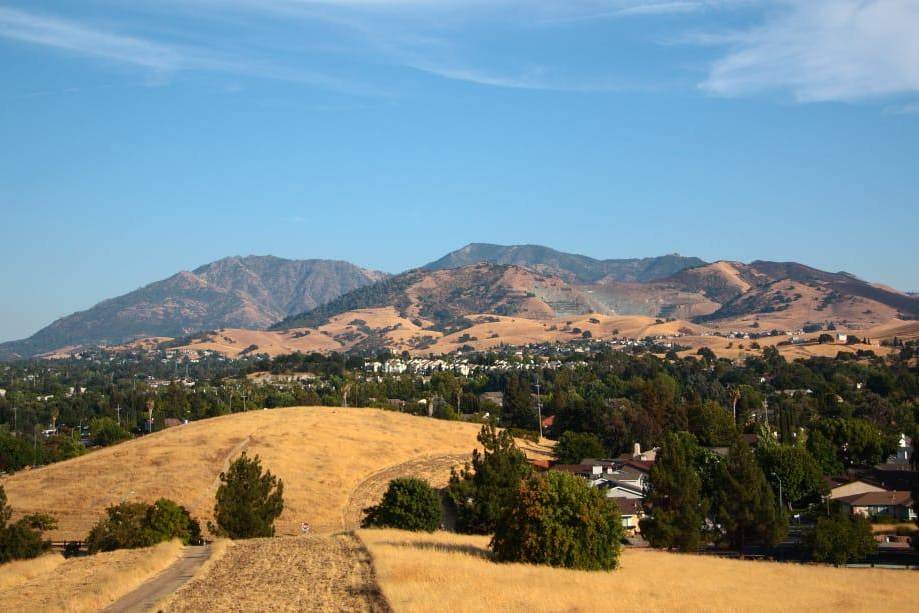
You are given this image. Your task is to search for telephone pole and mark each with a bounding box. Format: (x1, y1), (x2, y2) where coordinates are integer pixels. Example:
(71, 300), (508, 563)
(534, 376), (543, 439)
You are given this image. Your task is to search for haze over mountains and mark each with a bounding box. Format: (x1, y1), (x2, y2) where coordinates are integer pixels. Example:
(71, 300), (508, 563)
(2, 243), (918, 360)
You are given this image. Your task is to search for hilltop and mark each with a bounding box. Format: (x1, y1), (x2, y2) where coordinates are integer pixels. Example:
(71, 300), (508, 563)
(0, 256), (385, 360)
(0, 407), (549, 541)
(423, 243), (705, 283)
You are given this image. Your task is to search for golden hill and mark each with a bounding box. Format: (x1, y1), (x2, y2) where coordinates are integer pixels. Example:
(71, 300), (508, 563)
(0, 407), (550, 541)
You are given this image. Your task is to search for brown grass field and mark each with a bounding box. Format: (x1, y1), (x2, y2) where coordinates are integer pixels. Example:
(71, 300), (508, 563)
(0, 540), (182, 612)
(359, 530), (917, 613)
(0, 407), (550, 540)
(162, 535), (388, 612)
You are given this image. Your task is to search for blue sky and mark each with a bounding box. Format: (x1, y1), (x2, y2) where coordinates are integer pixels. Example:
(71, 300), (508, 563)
(1, 1), (918, 342)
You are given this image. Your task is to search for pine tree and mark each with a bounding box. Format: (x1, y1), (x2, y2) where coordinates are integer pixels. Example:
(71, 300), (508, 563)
(713, 437), (786, 555)
(502, 375), (535, 430)
(448, 424), (531, 534)
(211, 453), (284, 539)
(640, 432), (707, 552)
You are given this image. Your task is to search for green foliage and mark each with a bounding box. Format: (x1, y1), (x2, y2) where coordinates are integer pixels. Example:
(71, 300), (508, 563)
(44, 434), (86, 463)
(555, 431), (604, 464)
(0, 486), (56, 564)
(502, 375), (535, 429)
(0, 430), (34, 472)
(86, 498), (201, 554)
(687, 399), (736, 447)
(713, 437), (786, 553)
(640, 432), (708, 551)
(89, 416), (130, 447)
(756, 444), (826, 507)
(492, 471), (623, 570)
(811, 418), (887, 468)
(448, 424), (531, 534)
(808, 510), (876, 566)
(362, 478), (442, 532)
(211, 452), (284, 539)
(806, 430), (843, 475)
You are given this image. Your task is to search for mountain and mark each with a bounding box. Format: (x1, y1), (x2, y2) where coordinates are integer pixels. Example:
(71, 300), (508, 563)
(615, 260), (919, 328)
(423, 243), (706, 283)
(0, 256), (386, 359)
(273, 262), (604, 334)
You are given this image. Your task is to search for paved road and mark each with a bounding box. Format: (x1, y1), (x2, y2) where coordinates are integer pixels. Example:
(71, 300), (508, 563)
(104, 545), (211, 613)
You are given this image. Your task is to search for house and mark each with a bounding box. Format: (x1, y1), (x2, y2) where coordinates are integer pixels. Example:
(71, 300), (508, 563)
(612, 497), (644, 535)
(617, 442), (658, 463)
(836, 491), (916, 521)
(827, 478), (887, 500)
(836, 333), (848, 343)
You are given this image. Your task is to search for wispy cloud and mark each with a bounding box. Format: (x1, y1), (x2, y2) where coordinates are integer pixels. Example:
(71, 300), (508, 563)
(0, 6), (381, 94)
(696, 0), (919, 102)
(0, 7), (184, 72)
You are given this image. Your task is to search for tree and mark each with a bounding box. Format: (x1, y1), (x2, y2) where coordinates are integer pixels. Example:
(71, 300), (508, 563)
(756, 445), (825, 508)
(808, 510), (876, 566)
(687, 400), (736, 447)
(641, 432), (708, 552)
(555, 431), (604, 464)
(86, 498), (201, 553)
(713, 438), (786, 554)
(0, 485), (56, 564)
(502, 375), (535, 429)
(0, 430), (34, 473)
(211, 453), (284, 539)
(448, 424), (531, 534)
(492, 471), (623, 570)
(363, 478), (441, 532)
(89, 417), (130, 447)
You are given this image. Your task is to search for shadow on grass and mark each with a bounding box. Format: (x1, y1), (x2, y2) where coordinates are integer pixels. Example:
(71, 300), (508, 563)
(377, 539), (493, 560)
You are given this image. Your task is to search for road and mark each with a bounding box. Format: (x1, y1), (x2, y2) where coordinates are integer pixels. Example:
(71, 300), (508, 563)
(104, 545), (211, 613)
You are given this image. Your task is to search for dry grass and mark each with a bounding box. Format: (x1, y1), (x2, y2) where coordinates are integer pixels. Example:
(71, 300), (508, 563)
(164, 535), (388, 612)
(0, 553), (65, 591)
(1, 407), (548, 540)
(360, 529), (917, 613)
(0, 540), (183, 612)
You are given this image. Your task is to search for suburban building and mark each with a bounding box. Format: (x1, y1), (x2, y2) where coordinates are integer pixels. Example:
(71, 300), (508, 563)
(835, 491), (916, 521)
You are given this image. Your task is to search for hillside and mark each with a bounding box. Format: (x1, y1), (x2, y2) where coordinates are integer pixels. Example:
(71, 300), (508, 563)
(0, 407), (549, 541)
(0, 256), (385, 360)
(361, 530), (915, 612)
(273, 263), (605, 333)
(424, 243), (705, 283)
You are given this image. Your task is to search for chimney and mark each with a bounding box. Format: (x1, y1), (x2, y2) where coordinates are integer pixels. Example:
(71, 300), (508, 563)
(633, 442), (641, 458)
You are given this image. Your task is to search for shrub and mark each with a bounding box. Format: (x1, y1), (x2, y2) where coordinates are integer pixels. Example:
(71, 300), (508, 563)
(808, 511), (876, 566)
(492, 471), (623, 570)
(89, 417), (130, 447)
(363, 478), (441, 532)
(86, 498), (201, 554)
(1, 486), (57, 564)
(211, 452), (284, 539)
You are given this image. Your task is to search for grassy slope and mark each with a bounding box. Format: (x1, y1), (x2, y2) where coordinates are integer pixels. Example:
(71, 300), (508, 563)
(0, 407), (551, 540)
(0, 540), (183, 612)
(360, 530), (915, 613)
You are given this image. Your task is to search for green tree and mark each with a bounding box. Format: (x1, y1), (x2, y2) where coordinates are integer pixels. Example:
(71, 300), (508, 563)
(756, 445), (826, 508)
(687, 400), (736, 447)
(713, 437), (786, 554)
(502, 375), (535, 429)
(806, 429), (843, 475)
(640, 432), (708, 552)
(363, 478), (441, 532)
(89, 417), (130, 447)
(555, 431), (604, 464)
(448, 424), (531, 534)
(492, 471), (623, 570)
(0, 430), (34, 473)
(808, 510), (876, 566)
(0, 485), (56, 564)
(211, 452), (284, 539)
(86, 498), (201, 553)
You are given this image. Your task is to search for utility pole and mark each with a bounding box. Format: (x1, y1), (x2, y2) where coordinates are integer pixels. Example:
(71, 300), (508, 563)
(534, 376), (543, 439)
(115, 405), (122, 427)
(771, 472), (783, 510)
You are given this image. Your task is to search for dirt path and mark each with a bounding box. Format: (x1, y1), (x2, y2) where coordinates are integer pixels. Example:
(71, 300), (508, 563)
(104, 545), (211, 613)
(342, 453), (470, 530)
(164, 535), (390, 612)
